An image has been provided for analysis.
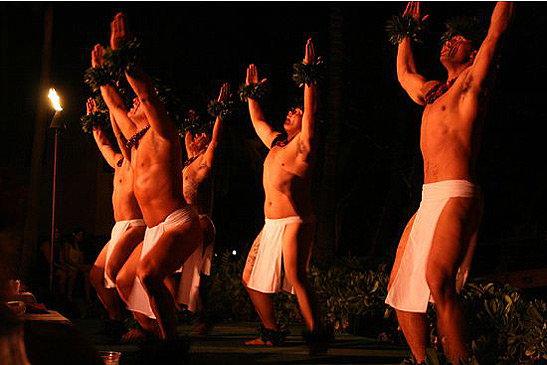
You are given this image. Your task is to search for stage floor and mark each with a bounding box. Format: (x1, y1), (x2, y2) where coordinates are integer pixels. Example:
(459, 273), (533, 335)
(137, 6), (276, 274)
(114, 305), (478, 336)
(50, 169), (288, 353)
(72, 318), (409, 364)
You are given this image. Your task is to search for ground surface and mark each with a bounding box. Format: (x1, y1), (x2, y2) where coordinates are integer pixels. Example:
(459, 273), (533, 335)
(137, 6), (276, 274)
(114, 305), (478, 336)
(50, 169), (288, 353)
(72, 318), (409, 365)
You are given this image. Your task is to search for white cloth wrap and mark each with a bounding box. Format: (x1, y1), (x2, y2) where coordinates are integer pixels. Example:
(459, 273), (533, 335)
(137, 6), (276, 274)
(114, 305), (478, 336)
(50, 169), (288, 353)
(385, 180), (478, 313)
(198, 214), (215, 276)
(246, 216), (313, 295)
(104, 219), (145, 288)
(126, 207), (201, 318)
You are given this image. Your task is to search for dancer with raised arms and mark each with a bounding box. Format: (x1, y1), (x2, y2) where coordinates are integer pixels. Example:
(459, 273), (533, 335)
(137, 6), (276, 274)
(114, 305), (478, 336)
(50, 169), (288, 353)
(86, 98), (145, 341)
(385, 2), (514, 362)
(241, 39), (331, 354)
(91, 13), (202, 357)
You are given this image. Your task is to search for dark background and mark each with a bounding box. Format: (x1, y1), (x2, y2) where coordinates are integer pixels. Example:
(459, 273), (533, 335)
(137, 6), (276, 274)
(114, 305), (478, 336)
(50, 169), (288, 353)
(1, 3), (545, 281)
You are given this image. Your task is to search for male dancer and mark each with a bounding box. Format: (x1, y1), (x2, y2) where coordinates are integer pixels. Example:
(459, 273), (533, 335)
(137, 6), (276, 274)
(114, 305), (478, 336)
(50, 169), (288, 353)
(385, 2), (513, 362)
(179, 83), (229, 332)
(86, 98), (145, 339)
(241, 39), (327, 352)
(92, 13), (202, 347)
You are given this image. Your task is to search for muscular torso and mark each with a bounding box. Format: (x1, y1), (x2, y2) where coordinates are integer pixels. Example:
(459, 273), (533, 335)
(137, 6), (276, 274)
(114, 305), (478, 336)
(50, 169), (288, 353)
(421, 67), (488, 183)
(112, 158), (142, 222)
(182, 155), (213, 216)
(131, 128), (186, 227)
(263, 135), (314, 219)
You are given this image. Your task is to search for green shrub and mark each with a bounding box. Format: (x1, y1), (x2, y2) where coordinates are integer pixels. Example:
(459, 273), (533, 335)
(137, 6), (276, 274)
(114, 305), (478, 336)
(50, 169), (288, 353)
(201, 256), (546, 363)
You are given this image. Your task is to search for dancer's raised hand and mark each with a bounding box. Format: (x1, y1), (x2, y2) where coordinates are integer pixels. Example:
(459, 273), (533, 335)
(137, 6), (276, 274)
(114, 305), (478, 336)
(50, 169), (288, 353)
(304, 38), (316, 65)
(217, 82), (230, 103)
(246, 64), (267, 85)
(403, 2), (429, 25)
(246, 64), (259, 85)
(91, 44), (105, 68)
(110, 12), (129, 50)
(86, 97), (98, 116)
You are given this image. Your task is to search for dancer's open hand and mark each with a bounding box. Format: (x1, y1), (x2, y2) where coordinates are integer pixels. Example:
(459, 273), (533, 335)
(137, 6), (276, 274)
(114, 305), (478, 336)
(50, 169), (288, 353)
(110, 12), (129, 50)
(403, 2), (429, 25)
(246, 64), (267, 86)
(86, 98), (98, 115)
(303, 38), (316, 65)
(217, 82), (230, 103)
(91, 44), (105, 68)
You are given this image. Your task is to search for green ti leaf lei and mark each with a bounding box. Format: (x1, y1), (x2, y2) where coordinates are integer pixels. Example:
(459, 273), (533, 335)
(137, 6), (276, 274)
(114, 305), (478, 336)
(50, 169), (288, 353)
(207, 97), (236, 121)
(153, 78), (185, 131)
(238, 81), (269, 102)
(179, 110), (214, 136)
(83, 39), (141, 93)
(103, 38), (142, 78)
(80, 95), (111, 134)
(84, 66), (115, 93)
(385, 14), (424, 45)
(292, 59), (325, 88)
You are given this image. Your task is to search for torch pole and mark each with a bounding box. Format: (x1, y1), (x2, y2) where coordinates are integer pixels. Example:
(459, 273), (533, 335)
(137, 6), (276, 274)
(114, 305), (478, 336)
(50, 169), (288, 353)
(49, 114), (60, 292)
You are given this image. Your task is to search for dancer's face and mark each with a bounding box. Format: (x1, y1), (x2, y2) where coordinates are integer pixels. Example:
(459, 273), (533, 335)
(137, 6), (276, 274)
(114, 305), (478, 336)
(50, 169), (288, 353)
(440, 35), (477, 66)
(284, 107), (303, 135)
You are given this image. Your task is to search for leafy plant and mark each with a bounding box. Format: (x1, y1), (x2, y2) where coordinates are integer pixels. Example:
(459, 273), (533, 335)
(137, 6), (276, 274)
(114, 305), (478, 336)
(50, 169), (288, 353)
(200, 256), (546, 364)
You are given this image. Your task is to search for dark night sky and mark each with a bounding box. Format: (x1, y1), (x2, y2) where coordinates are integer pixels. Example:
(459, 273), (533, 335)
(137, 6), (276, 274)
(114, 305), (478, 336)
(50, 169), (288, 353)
(1, 3), (545, 275)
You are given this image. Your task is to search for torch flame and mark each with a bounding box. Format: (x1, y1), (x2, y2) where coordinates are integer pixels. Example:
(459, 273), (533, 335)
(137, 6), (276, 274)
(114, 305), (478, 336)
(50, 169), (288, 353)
(48, 88), (63, 111)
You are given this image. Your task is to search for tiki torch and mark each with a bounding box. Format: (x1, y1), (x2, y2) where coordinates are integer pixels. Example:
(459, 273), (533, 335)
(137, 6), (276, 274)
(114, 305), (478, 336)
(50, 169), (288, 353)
(47, 88), (63, 292)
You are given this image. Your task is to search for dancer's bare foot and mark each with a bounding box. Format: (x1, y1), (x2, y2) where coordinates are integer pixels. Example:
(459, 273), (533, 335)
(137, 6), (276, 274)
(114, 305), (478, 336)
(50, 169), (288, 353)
(244, 337), (273, 346)
(244, 326), (288, 346)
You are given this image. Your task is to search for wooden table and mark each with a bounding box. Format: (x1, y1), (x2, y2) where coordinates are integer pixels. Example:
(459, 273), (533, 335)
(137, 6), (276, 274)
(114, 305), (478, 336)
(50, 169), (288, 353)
(24, 310), (71, 324)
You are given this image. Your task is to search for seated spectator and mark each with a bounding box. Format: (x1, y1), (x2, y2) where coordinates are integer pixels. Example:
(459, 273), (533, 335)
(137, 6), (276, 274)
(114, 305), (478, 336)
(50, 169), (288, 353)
(58, 228), (91, 303)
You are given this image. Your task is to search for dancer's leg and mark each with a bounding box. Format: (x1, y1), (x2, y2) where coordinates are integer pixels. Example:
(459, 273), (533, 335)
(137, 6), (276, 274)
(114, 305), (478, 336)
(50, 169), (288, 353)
(90, 241), (122, 320)
(388, 213), (428, 361)
(136, 221), (201, 340)
(242, 229), (279, 344)
(426, 196), (482, 363)
(282, 221), (318, 331)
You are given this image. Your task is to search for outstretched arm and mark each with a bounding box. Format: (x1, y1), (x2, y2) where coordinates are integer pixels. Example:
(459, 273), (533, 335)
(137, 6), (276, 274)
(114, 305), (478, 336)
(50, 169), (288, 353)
(185, 131), (194, 158)
(109, 112), (131, 163)
(110, 13), (176, 139)
(88, 98), (122, 168)
(203, 83), (229, 167)
(298, 39), (318, 161)
(92, 44), (136, 140)
(466, 2), (514, 92)
(245, 64), (279, 148)
(396, 2), (429, 105)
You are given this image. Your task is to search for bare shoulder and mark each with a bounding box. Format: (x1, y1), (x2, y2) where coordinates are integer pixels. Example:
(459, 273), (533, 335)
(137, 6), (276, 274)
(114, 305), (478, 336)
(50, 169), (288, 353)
(269, 136), (313, 171)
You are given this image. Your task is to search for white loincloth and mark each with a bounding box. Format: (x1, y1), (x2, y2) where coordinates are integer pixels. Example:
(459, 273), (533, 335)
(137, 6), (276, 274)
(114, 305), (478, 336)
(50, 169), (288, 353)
(126, 207), (201, 319)
(104, 219), (145, 288)
(246, 216), (314, 295)
(174, 214), (215, 313)
(385, 180), (478, 313)
(198, 214), (215, 276)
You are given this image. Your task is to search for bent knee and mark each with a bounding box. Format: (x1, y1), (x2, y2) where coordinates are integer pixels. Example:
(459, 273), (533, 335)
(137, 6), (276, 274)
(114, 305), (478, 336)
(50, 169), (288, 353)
(426, 270), (457, 303)
(136, 264), (163, 289)
(105, 266), (120, 286)
(115, 274), (126, 291)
